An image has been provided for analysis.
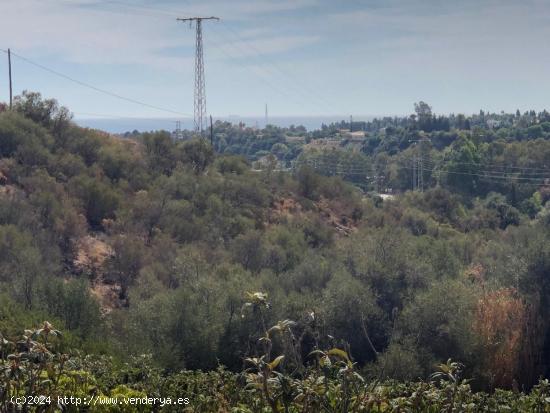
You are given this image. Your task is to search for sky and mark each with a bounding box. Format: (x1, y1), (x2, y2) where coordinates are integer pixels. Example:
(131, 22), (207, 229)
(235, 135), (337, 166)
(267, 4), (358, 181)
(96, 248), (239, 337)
(1, 0), (550, 123)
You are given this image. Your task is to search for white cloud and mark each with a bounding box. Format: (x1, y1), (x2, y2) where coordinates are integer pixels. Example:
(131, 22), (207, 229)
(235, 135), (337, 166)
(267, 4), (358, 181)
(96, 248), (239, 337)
(0, 0), (320, 69)
(0, 0), (194, 68)
(2, 0), (550, 117)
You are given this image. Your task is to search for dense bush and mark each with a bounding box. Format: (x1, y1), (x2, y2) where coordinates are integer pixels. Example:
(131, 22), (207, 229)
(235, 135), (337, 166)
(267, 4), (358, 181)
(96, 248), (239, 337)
(0, 92), (549, 407)
(4, 323), (550, 412)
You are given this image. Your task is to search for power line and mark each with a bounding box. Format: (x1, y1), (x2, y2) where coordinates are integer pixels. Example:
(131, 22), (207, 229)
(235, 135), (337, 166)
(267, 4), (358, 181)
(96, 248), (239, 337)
(217, 20), (340, 115)
(72, 111), (184, 120)
(289, 154), (550, 192)
(404, 146), (550, 172)
(76, 0), (297, 109)
(208, 24), (334, 116)
(399, 152), (550, 178)
(84, 0), (175, 17)
(295, 155), (550, 188)
(204, 30), (322, 114)
(433, 157), (550, 173)
(403, 156), (550, 182)
(412, 154), (550, 178)
(85, 0), (339, 117)
(404, 137), (550, 173)
(0, 48), (191, 117)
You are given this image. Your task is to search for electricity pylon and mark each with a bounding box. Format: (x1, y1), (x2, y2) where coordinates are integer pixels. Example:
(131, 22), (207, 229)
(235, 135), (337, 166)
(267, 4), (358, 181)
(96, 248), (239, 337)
(409, 137), (431, 192)
(177, 16), (219, 135)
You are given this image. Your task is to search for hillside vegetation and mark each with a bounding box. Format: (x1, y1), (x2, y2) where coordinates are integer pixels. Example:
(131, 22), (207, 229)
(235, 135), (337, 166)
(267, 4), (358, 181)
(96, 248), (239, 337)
(1, 93), (550, 411)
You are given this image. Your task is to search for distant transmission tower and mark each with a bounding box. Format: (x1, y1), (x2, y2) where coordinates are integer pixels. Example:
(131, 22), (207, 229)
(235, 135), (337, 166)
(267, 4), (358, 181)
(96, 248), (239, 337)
(173, 120), (182, 140)
(177, 16), (219, 135)
(265, 103), (268, 127)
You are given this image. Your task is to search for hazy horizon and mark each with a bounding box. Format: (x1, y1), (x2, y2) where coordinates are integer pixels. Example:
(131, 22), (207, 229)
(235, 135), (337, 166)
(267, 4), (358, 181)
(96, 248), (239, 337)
(74, 115), (379, 133)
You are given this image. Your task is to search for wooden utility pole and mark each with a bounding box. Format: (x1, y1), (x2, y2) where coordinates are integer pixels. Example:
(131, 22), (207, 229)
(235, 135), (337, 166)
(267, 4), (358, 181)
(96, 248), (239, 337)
(8, 48), (13, 109)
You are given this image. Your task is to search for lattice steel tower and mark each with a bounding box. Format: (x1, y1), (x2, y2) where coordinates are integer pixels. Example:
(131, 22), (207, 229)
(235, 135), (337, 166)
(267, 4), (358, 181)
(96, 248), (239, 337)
(177, 16), (219, 134)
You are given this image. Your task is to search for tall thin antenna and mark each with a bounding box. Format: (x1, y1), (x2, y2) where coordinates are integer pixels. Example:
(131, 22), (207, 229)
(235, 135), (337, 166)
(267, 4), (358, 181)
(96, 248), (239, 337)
(265, 103), (268, 127)
(177, 16), (219, 135)
(8, 48), (13, 109)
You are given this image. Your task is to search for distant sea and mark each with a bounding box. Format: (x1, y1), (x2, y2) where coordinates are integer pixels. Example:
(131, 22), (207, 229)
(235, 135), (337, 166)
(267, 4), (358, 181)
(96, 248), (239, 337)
(74, 116), (377, 134)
